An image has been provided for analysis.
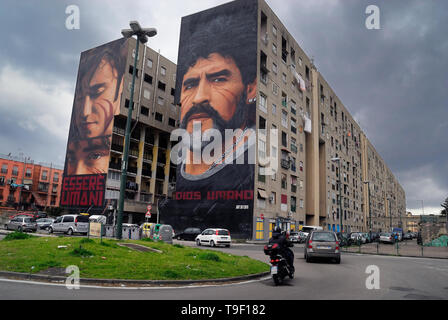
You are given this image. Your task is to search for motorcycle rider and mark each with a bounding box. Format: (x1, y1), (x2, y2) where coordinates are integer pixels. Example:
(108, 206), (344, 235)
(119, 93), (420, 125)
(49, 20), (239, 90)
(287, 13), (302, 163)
(268, 226), (295, 273)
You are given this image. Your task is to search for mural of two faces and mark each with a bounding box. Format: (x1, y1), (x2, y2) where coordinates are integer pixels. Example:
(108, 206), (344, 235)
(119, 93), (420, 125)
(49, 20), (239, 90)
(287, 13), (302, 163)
(60, 38), (128, 214)
(161, 0), (258, 238)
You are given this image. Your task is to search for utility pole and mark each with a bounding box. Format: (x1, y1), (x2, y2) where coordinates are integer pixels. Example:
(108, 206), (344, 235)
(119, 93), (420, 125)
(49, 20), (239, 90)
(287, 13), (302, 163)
(116, 21), (157, 239)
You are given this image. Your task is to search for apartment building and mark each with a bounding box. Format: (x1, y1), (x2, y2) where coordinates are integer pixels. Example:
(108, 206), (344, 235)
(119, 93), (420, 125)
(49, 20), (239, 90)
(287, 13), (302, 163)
(253, 0), (406, 239)
(0, 154), (63, 210)
(61, 38), (179, 225)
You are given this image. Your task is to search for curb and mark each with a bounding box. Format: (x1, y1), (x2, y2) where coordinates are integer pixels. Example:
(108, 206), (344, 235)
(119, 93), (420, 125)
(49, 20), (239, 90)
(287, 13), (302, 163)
(0, 270), (270, 287)
(341, 250), (448, 260)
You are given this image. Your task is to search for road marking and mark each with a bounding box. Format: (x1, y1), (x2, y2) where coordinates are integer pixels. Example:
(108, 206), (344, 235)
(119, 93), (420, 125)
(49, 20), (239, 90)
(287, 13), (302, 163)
(0, 276), (271, 290)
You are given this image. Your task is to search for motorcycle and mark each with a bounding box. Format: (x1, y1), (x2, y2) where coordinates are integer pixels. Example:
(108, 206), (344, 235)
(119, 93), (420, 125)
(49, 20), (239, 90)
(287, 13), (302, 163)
(263, 242), (294, 285)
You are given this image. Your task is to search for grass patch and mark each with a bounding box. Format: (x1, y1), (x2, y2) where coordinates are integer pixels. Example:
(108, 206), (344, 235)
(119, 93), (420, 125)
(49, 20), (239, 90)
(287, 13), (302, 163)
(0, 237), (269, 280)
(173, 244), (184, 249)
(198, 252), (221, 262)
(3, 231), (34, 241)
(69, 246), (94, 257)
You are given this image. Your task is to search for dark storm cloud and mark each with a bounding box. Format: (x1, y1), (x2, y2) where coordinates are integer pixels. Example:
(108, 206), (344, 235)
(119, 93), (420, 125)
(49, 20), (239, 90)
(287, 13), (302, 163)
(267, 0), (448, 212)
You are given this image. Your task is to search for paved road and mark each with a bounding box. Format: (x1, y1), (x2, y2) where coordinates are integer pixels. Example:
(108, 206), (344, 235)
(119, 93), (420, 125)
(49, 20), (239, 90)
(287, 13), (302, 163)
(1, 240), (447, 300)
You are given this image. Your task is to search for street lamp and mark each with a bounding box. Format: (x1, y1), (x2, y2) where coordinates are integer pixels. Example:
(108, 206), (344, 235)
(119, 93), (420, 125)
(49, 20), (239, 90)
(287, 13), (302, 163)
(116, 21), (157, 239)
(363, 181), (372, 236)
(331, 157), (343, 233)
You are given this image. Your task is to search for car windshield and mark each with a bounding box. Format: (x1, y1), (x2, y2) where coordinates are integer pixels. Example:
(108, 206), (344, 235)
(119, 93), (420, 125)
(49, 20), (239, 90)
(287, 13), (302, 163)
(217, 230), (229, 235)
(24, 218), (34, 223)
(312, 232), (336, 242)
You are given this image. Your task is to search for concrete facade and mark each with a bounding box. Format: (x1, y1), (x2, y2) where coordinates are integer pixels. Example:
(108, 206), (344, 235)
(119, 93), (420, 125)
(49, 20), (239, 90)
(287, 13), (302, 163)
(252, 0), (406, 240)
(106, 38), (179, 225)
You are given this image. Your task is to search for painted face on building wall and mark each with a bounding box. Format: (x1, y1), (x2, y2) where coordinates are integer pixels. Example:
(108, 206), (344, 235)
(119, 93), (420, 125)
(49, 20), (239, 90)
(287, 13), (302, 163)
(75, 58), (123, 139)
(180, 53), (256, 134)
(65, 137), (111, 175)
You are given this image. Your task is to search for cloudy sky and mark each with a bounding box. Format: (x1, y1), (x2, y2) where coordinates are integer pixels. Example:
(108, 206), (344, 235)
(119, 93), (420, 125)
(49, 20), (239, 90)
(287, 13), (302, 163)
(0, 0), (446, 215)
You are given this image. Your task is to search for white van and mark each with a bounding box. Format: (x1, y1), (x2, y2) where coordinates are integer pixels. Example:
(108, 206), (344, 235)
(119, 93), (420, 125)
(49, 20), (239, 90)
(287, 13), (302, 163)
(89, 215), (107, 224)
(49, 214), (89, 235)
(300, 225), (323, 237)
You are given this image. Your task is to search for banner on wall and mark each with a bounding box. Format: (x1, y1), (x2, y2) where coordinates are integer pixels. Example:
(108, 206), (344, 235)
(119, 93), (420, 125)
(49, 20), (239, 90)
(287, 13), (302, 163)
(60, 38), (128, 214)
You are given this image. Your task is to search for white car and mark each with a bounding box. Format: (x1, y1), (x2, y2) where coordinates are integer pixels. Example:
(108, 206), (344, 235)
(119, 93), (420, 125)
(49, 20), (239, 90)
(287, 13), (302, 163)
(195, 228), (231, 247)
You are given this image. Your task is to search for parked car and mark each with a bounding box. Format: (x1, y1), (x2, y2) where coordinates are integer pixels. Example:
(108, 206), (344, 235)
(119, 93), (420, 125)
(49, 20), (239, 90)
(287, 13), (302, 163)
(6, 216), (37, 232)
(175, 227), (202, 241)
(157, 224), (174, 244)
(370, 232), (380, 242)
(289, 231), (300, 243)
(380, 232), (395, 244)
(36, 218), (54, 230)
(304, 231), (341, 264)
(195, 228), (231, 247)
(48, 214), (89, 235)
(403, 232), (413, 240)
(336, 232), (352, 247)
(350, 232), (365, 244)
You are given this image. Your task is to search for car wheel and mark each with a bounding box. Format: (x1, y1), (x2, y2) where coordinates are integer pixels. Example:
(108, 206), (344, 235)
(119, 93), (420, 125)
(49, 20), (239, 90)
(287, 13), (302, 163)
(225, 244), (230, 248)
(177, 236), (181, 240)
(196, 239), (201, 246)
(17, 226), (23, 232)
(48, 227), (53, 234)
(306, 254), (311, 263)
(335, 257), (341, 264)
(210, 240), (215, 247)
(67, 228), (73, 236)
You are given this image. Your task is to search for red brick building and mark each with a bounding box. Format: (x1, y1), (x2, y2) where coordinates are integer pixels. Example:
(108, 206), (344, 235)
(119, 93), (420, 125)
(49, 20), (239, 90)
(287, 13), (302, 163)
(0, 154), (63, 210)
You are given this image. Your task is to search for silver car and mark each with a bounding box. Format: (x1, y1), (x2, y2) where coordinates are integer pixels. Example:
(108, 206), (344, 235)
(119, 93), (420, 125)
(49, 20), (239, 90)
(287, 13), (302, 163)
(6, 217), (37, 232)
(48, 215), (89, 235)
(36, 218), (55, 230)
(304, 231), (341, 263)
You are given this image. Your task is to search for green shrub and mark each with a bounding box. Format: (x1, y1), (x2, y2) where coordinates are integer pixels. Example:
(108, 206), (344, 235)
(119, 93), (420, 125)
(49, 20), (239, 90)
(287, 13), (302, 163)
(3, 231), (33, 241)
(69, 246), (94, 257)
(198, 252), (221, 262)
(79, 238), (94, 244)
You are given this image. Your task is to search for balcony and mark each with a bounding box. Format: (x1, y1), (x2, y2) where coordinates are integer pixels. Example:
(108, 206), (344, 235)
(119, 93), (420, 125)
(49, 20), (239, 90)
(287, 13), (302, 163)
(142, 168), (152, 177)
(111, 143), (123, 153)
(127, 166), (137, 175)
(281, 159), (290, 169)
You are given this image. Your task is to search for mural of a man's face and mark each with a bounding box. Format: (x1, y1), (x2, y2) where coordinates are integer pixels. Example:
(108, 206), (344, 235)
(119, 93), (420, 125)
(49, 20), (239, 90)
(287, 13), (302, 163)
(66, 138), (110, 175)
(180, 53), (253, 134)
(75, 58), (122, 139)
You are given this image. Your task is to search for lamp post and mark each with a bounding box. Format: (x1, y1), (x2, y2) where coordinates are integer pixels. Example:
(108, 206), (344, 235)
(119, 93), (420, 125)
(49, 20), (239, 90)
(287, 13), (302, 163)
(116, 21), (157, 239)
(364, 181), (372, 236)
(331, 157), (343, 233)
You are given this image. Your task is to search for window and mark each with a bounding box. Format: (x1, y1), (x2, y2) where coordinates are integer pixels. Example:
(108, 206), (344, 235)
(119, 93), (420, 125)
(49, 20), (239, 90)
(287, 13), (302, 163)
(41, 170), (48, 180)
(291, 118), (297, 134)
(12, 166), (18, 176)
(272, 62), (278, 74)
(298, 57), (303, 67)
(158, 81), (166, 92)
(155, 112), (163, 122)
(259, 93), (267, 113)
(281, 110), (288, 128)
(171, 88), (175, 96)
(144, 73), (153, 84)
(281, 131), (287, 147)
(299, 161), (304, 172)
(147, 58), (153, 68)
(272, 103), (277, 115)
(300, 199), (304, 208)
(291, 196), (297, 212)
(272, 43), (277, 55)
(158, 97), (164, 105)
(160, 66), (166, 76)
(143, 89), (150, 100)
(291, 137), (297, 153)
(25, 168), (32, 178)
(272, 25), (277, 37)
(168, 118), (176, 127)
(281, 173), (287, 189)
(272, 82), (278, 96)
(53, 172), (59, 182)
(52, 184), (58, 193)
(141, 106), (149, 116)
(1, 164), (7, 174)
(129, 65), (139, 77)
(282, 73), (287, 83)
(259, 116), (266, 130)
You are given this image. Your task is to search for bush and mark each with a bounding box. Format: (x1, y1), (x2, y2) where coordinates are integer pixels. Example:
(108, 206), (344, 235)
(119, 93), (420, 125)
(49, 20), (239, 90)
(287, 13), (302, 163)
(79, 238), (94, 244)
(198, 252), (221, 262)
(3, 231), (33, 241)
(69, 246), (94, 257)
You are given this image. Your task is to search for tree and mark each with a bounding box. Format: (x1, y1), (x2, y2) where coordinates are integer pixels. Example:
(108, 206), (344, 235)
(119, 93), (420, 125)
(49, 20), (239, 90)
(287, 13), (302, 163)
(441, 197), (448, 216)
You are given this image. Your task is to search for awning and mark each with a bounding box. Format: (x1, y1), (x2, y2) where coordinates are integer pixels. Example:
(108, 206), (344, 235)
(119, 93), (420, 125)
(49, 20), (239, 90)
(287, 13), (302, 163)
(257, 189), (268, 199)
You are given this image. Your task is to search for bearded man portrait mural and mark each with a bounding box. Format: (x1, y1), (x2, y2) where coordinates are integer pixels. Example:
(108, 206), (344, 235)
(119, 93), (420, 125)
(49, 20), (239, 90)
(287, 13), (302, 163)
(161, 0), (258, 238)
